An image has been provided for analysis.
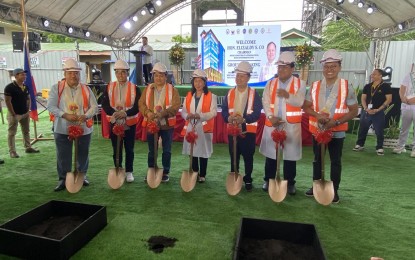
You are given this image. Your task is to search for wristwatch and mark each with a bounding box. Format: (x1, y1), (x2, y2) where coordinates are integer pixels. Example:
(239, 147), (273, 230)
(335, 120), (341, 126)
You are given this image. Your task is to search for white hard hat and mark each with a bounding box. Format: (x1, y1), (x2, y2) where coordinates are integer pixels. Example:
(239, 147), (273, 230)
(276, 51), (295, 66)
(114, 60), (129, 70)
(192, 69), (207, 79)
(320, 49), (342, 64)
(234, 61), (252, 74)
(151, 62), (167, 73)
(63, 58), (81, 71)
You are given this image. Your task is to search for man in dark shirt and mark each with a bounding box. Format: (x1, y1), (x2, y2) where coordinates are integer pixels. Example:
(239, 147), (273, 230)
(4, 68), (39, 158)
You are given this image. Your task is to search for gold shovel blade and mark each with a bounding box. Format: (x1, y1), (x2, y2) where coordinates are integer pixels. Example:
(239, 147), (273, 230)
(313, 180), (335, 206)
(226, 172), (243, 196)
(65, 171), (85, 193)
(147, 167), (163, 189)
(108, 167), (126, 189)
(180, 170), (198, 192)
(268, 179), (288, 203)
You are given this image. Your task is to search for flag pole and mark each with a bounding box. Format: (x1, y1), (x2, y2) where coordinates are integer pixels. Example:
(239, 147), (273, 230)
(20, 0), (53, 145)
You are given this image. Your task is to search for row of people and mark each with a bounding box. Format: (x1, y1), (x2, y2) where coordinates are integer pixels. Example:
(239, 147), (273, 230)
(40, 50), (413, 204)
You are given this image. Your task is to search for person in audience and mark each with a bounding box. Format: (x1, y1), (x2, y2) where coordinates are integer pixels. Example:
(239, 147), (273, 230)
(181, 69), (217, 183)
(353, 69), (392, 155)
(4, 68), (40, 158)
(138, 62), (180, 183)
(102, 59), (140, 183)
(47, 58), (98, 191)
(302, 49), (358, 203)
(393, 67), (415, 157)
(222, 61), (262, 191)
(259, 51), (306, 195)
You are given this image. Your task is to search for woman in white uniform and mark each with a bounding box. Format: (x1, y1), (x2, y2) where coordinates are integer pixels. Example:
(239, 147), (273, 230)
(259, 51), (306, 195)
(181, 69), (217, 182)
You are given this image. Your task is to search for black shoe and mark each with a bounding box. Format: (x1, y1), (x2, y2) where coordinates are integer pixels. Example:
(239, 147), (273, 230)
(288, 185), (296, 195)
(245, 183), (253, 192)
(161, 174), (170, 183)
(54, 180), (65, 192)
(83, 179), (90, 186)
(332, 193), (340, 204)
(262, 181), (268, 192)
(25, 147), (40, 153)
(0, 159), (4, 164)
(305, 187), (313, 197)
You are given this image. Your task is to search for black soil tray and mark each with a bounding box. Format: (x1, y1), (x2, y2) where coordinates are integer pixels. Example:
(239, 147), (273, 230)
(234, 217), (326, 260)
(0, 200), (107, 260)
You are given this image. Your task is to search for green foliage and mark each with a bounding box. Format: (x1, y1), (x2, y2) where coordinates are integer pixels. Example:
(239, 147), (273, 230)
(171, 35), (192, 43)
(391, 31), (415, 41)
(295, 42), (314, 68)
(44, 33), (90, 43)
(168, 44), (186, 66)
(321, 20), (370, 51)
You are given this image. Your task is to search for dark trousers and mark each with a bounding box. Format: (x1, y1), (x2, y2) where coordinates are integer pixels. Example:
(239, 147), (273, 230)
(356, 111), (385, 150)
(147, 128), (173, 174)
(264, 157), (296, 186)
(110, 124), (136, 173)
(143, 63), (153, 84)
(312, 137), (344, 191)
(192, 157), (208, 177)
(228, 133), (256, 183)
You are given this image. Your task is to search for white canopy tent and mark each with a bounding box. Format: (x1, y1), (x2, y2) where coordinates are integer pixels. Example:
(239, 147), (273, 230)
(0, 0), (414, 48)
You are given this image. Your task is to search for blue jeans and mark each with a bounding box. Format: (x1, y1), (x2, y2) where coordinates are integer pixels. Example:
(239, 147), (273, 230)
(110, 124), (136, 172)
(147, 128), (173, 174)
(54, 133), (91, 180)
(356, 111), (385, 150)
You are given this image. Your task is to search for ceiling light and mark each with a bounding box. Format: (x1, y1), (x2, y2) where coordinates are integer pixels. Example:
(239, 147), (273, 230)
(348, 0), (355, 3)
(41, 18), (50, 27)
(336, 0), (345, 5)
(141, 9), (147, 15)
(124, 21), (131, 29)
(357, 0), (364, 8)
(367, 4), (376, 14)
(67, 26), (74, 34)
(132, 15), (138, 22)
(155, 0), (162, 6)
(84, 30), (90, 37)
(398, 23), (405, 30)
(103, 36), (108, 42)
(146, 2), (156, 15)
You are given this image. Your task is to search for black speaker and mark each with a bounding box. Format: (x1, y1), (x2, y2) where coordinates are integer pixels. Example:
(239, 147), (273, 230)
(11, 31), (41, 52)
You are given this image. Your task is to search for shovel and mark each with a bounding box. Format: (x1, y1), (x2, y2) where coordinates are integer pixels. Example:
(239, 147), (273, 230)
(268, 144), (288, 203)
(108, 134), (126, 189)
(226, 134), (243, 196)
(313, 143), (335, 205)
(65, 138), (85, 193)
(180, 119), (198, 192)
(146, 131), (163, 189)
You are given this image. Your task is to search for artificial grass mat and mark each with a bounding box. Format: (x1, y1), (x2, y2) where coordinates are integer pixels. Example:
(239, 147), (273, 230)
(0, 112), (413, 259)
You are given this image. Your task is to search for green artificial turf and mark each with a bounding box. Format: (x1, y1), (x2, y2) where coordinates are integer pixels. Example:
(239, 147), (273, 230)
(0, 111), (413, 260)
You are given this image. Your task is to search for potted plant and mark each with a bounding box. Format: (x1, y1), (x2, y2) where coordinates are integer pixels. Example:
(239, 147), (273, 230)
(383, 111), (400, 148)
(168, 43), (185, 85)
(294, 42), (313, 83)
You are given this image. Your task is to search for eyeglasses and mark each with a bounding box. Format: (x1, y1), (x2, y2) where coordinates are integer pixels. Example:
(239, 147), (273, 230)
(323, 65), (339, 70)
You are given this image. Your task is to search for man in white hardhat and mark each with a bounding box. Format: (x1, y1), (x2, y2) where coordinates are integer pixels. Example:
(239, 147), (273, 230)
(140, 36), (154, 85)
(302, 49), (358, 203)
(181, 68), (217, 183)
(47, 58), (98, 191)
(139, 62), (180, 183)
(102, 59), (140, 183)
(222, 61), (262, 192)
(259, 51), (306, 195)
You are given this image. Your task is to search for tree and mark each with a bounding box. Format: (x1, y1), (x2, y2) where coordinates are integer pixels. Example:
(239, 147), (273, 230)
(171, 35), (192, 43)
(43, 33), (90, 43)
(321, 20), (370, 51)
